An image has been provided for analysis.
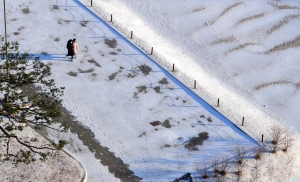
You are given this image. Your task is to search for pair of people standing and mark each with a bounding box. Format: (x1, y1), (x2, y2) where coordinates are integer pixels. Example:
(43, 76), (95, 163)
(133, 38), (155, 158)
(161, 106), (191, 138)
(66, 39), (78, 59)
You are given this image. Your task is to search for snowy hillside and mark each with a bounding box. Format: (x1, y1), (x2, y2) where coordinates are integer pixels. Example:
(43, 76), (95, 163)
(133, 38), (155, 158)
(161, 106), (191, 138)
(1, 0), (300, 181)
(81, 0), (300, 137)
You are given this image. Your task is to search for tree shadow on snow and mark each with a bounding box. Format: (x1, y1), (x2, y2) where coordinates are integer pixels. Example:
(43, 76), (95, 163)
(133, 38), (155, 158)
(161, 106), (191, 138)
(23, 53), (74, 62)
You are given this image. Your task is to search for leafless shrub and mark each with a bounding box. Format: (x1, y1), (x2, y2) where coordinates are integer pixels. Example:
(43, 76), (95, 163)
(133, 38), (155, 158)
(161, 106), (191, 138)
(270, 144), (278, 154)
(211, 158), (220, 177)
(269, 125), (284, 145)
(282, 130), (295, 152)
(254, 145), (265, 160)
(215, 175), (227, 182)
(231, 145), (247, 164)
(194, 160), (209, 179)
(218, 157), (230, 176)
(234, 160), (246, 176)
(249, 160), (262, 182)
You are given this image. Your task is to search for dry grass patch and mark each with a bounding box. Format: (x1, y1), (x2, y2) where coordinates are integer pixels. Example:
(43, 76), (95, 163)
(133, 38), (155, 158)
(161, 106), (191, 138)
(264, 35), (300, 54)
(236, 13), (265, 26)
(226, 43), (255, 54)
(267, 14), (299, 34)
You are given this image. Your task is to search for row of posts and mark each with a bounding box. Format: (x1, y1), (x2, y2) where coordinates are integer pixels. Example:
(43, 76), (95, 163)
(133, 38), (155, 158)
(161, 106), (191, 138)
(89, 0), (265, 143)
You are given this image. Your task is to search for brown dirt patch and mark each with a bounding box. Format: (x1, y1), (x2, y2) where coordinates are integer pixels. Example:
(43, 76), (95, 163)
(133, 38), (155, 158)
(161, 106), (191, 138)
(78, 68), (94, 73)
(22, 8), (30, 14)
(150, 121), (161, 126)
(226, 43), (255, 54)
(267, 14), (299, 34)
(184, 132), (209, 151)
(192, 7), (205, 13)
(159, 78), (169, 85)
(236, 13), (265, 26)
(134, 86), (147, 98)
(264, 35), (300, 54)
(67, 71), (78, 77)
(80, 21), (88, 27)
(88, 59), (101, 67)
(207, 116), (213, 122)
(127, 73), (137, 78)
(137, 85), (147, 93)
(105, 39), (117, 48)
(205, 2), (243, 26)
(161, 119), (172, 128)
(153, 86), (160, 93)
(108, 70), (121, 80)
(210, 36), (236, 46)
(138, 65), (152, 75)
(271, 3), (300, 10)
(51, 5), (59, 11)
(254, 80), (300, 90)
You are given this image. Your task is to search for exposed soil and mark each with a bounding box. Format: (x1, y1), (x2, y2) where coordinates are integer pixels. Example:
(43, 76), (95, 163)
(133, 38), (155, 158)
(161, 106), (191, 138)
(136, 85), (147, 93)
(210, 36), (236, 46)
(192, 7), (205, 13)
(226, 43), (255, 54)
(80, 21), (88, 27)
(161, 119), (172, 128)
(255, 80), (300, 90)
(184, 132), (209, 151)
(51, 5), (59, 11)
(138, 64), (152, 75)
(150, 121), (161, 126)
(127, 73), (137, 78)
(67, 71), (78, 77)
(205, 2), (243, 26)
(105, 39), (117, 48)
(207, 116), (213, 122)
(22, 8), (30, 14)
(78, 68), (94, 73)
(108, 70), (122, 80)
(109, 51), (117, 55)
(88, 59), (101, 67)
(264, 35), (300, 54)
(161, 144), (171, 148)
(267, 15), (299, 34)
(270, 3), (300, 10)
(236, 13), (265, 26)
(153, 86), (160, 93)
(159, 78), (169, 85)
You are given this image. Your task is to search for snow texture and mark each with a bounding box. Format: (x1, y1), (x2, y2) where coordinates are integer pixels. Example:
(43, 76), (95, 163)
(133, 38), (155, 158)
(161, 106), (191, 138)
(0, 0), (300, 181)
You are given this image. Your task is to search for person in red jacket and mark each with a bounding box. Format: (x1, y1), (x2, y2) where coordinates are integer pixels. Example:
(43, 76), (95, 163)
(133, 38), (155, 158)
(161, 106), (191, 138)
(72, 39), (78, 59)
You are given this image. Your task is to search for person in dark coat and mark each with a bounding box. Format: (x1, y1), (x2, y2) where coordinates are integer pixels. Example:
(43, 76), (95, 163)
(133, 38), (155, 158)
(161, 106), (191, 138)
(66, 39), (73, 58)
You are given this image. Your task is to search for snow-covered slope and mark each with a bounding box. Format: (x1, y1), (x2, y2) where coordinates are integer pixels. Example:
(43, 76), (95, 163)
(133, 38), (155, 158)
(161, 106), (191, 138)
(1, 0), (300, 181)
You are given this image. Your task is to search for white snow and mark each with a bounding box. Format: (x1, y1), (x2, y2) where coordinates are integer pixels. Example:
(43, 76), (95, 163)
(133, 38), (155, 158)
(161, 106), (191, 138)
(1, 0), (300, 181)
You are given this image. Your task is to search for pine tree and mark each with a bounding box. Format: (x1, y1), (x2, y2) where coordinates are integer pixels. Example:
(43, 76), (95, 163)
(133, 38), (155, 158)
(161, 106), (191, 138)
(0, 36), (67, 163)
